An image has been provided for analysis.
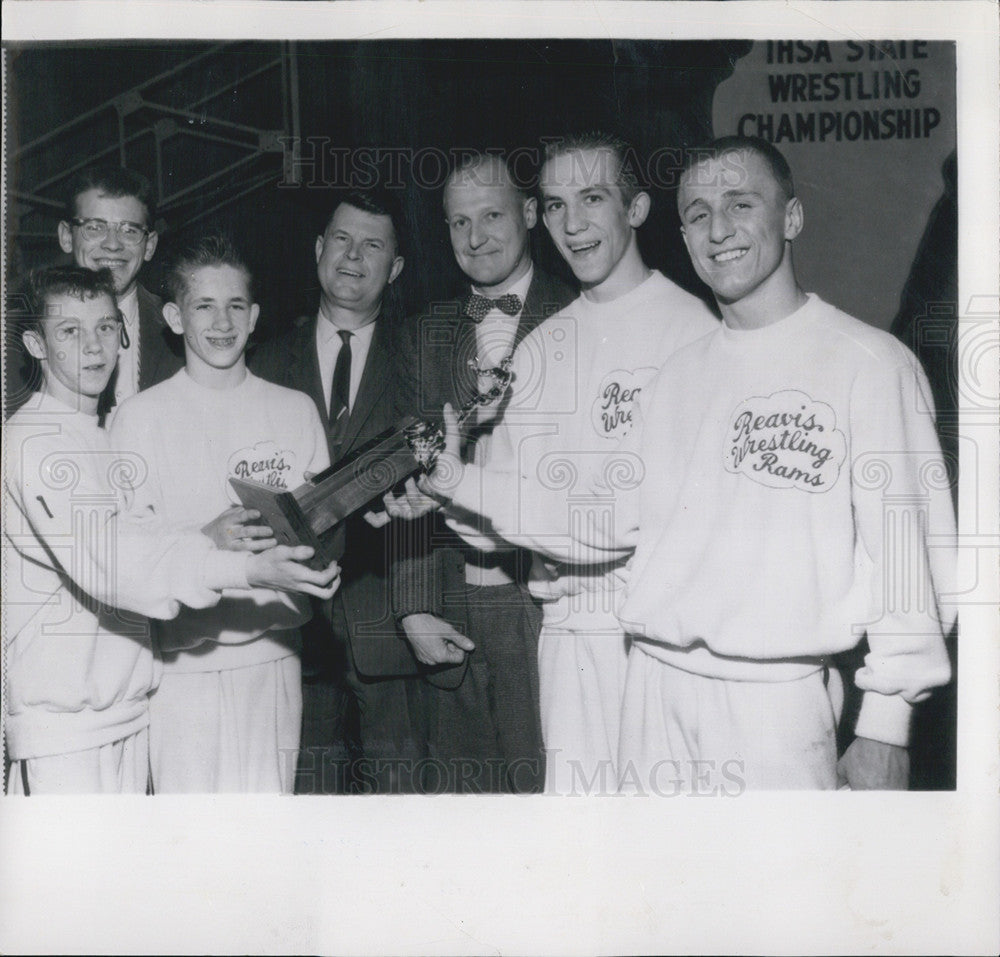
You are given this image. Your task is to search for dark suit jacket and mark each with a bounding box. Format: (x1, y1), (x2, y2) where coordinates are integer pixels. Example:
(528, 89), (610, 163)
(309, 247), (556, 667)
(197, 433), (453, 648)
(4, 282), (183, 418)
(134, 284), (186, 391)
(250, 313), (419, 679)
(392, 266), (577, 621)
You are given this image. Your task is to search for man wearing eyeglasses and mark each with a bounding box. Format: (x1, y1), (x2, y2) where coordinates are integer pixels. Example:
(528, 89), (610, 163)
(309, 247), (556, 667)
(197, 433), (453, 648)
(6, 166), (184, 418)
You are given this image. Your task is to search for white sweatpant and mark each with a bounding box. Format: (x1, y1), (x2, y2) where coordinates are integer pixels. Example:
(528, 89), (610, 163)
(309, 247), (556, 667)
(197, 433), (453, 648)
(538, 625), (629, 795)
(8, 728), (149, 795)
(149, 654), (302, 794)
(618, 647), (839, 792)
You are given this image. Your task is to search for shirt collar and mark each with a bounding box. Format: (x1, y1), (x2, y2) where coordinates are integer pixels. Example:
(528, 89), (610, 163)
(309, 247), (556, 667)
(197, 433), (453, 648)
(317, 314), (378, 349)
(117, 287), (140, 326)
(470, 263), (533, 306)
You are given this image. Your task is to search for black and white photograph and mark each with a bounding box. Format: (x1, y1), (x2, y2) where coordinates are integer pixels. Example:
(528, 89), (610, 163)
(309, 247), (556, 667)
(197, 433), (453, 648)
(1, 2), (997, 954)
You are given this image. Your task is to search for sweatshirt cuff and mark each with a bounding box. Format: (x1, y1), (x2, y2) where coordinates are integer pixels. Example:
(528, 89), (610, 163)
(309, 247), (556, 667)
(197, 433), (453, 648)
(854, 691), (914, 747)
(201, 549), (251, 592)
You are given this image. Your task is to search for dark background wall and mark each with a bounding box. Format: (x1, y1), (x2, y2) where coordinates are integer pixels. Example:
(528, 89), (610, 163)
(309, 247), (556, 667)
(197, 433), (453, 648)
(7, 40), (752, 335)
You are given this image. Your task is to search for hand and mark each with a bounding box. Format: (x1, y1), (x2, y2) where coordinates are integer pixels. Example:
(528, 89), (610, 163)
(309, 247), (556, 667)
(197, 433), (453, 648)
(202, 506), (277, 553)
(363, 509), (391, 529)
(246, 545), (341, 600)
(417, 403), (464, 503)
(382, 477), (441, 521)
(837, 736), (909, 790)
(400, 612), (475, 666)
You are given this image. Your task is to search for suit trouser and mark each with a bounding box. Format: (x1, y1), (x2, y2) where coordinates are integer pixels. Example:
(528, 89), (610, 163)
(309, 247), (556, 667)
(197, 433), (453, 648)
(297, 593), (428, 794)
(428, 582), (545, 793)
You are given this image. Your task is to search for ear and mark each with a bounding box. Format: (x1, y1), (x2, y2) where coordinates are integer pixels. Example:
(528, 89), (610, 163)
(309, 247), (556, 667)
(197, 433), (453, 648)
(522, 196), (538, 230)
(23, 328), (47, 361)
(143, 230), (159, 262)
(627, 191), (651, 229)
(248, 303), (261, 335)
(162, 301), (185, 335)
(315, 234), (325, 264)
(784, 197), (804, 242)
(679, 223), (694, 260)
(57, 221), (74, 255)
(387, 255), (405, 286)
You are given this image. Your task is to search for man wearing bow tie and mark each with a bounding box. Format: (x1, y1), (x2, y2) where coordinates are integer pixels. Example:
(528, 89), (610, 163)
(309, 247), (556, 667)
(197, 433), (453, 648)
(391, 152), (575, 792)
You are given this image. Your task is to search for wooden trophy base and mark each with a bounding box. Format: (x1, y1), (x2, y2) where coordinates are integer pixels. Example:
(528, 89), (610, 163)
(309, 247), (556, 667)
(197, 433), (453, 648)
(229, 416), (423, 569)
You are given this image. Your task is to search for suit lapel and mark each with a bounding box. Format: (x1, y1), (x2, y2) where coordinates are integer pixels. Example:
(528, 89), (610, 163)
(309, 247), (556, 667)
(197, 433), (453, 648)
(338, 319), (390, 454)
(452, 299), (480, 408)
(136, 285), (163, 390)
(517, 270), (563, 346)
(295, 318), (330, 431)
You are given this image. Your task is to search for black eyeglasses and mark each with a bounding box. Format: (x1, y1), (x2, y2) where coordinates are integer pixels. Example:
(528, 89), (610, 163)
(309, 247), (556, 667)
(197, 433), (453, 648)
(70, 218), (150, 246)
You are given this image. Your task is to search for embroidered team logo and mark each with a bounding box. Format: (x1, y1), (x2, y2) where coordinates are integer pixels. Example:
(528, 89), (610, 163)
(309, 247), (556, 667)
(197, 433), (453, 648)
(226, 441), (300, 502)
(725, 390), (846, 493)
(591, 366), (657, 440)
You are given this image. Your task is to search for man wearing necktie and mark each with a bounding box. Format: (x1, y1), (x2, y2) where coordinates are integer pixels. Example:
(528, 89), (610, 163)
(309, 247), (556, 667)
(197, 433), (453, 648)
(391, 153), (575, 792)
(5, 166), (184, 419)
(252, 189), (427, 794)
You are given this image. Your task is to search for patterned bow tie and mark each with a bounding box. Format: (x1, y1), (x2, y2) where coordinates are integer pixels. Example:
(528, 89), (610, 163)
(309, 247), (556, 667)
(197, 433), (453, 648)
(464, 292), (523, 322)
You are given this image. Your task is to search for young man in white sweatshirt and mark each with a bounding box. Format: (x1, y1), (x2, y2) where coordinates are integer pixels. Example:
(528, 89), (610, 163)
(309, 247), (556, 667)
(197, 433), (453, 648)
(413, 133), (718, 793)
(616, 135), (955, 790)
(4, 266), (339, 794)
(110, 236), (334, 793)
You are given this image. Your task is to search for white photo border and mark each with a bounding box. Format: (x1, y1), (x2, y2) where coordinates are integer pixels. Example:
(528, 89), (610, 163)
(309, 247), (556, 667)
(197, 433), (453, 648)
(1, 3), (997, 955)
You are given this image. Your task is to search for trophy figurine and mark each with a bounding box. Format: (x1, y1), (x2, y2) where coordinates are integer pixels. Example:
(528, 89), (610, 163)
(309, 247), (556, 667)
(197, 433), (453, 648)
(229, 355), (513, 568)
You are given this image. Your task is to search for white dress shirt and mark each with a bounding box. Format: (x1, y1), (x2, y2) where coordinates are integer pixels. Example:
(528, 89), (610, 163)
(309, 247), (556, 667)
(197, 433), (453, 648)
(316, 315), (378, 417)
(114, 287), (141, 406)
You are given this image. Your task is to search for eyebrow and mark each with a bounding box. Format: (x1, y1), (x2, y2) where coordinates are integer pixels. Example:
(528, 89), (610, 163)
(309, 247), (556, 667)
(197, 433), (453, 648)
(541, 184), (612, 201)
(681, 189), (763, 217)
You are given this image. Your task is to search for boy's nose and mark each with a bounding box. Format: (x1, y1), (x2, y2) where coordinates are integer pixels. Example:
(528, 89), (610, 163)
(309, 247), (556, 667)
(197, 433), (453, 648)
(564, 203), (587, 234)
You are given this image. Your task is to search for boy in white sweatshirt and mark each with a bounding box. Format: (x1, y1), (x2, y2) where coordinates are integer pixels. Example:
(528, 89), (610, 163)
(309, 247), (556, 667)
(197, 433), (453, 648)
(3, 266), (339, 794)
(411, 133), (718, 793)
(110, 236), (333, 793)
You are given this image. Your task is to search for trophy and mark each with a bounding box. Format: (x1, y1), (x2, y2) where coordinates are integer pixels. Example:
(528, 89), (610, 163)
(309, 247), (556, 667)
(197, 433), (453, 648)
(229, 356), (513, 568)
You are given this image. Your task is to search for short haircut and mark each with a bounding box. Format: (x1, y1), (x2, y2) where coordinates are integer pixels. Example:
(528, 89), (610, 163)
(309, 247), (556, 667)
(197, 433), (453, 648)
(24, 265), (119, 334)
(542, 131), (643, 205)
(445, 151), (530, 198)
(324, 188), (404, 255)
(64, 165), (157, 225)
(163, 233), (254, 305)
(681, 135), (795, 200)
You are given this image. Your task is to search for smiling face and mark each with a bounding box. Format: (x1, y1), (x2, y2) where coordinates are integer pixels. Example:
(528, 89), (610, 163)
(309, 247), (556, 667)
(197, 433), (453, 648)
(540, 147), (650, 302)
(23, 291), (120, 411)
(57, 189), (157, 297)
(315, 202), (404, 325)
(678, 149), (802, 308)
(443, 162), (536, 294)
(163, 264), (258, 384)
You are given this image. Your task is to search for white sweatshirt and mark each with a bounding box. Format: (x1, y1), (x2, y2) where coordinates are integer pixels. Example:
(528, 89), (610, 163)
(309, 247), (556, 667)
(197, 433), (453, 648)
(562, 295), (954, 746)
(447, 270), (718, 632)
(3, 392), (250, 760)
(109, 370), (329, 673)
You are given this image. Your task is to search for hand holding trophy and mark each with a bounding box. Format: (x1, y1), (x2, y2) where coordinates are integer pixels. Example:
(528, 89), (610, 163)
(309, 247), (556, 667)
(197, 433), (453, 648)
(229, 356), (513, 568)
